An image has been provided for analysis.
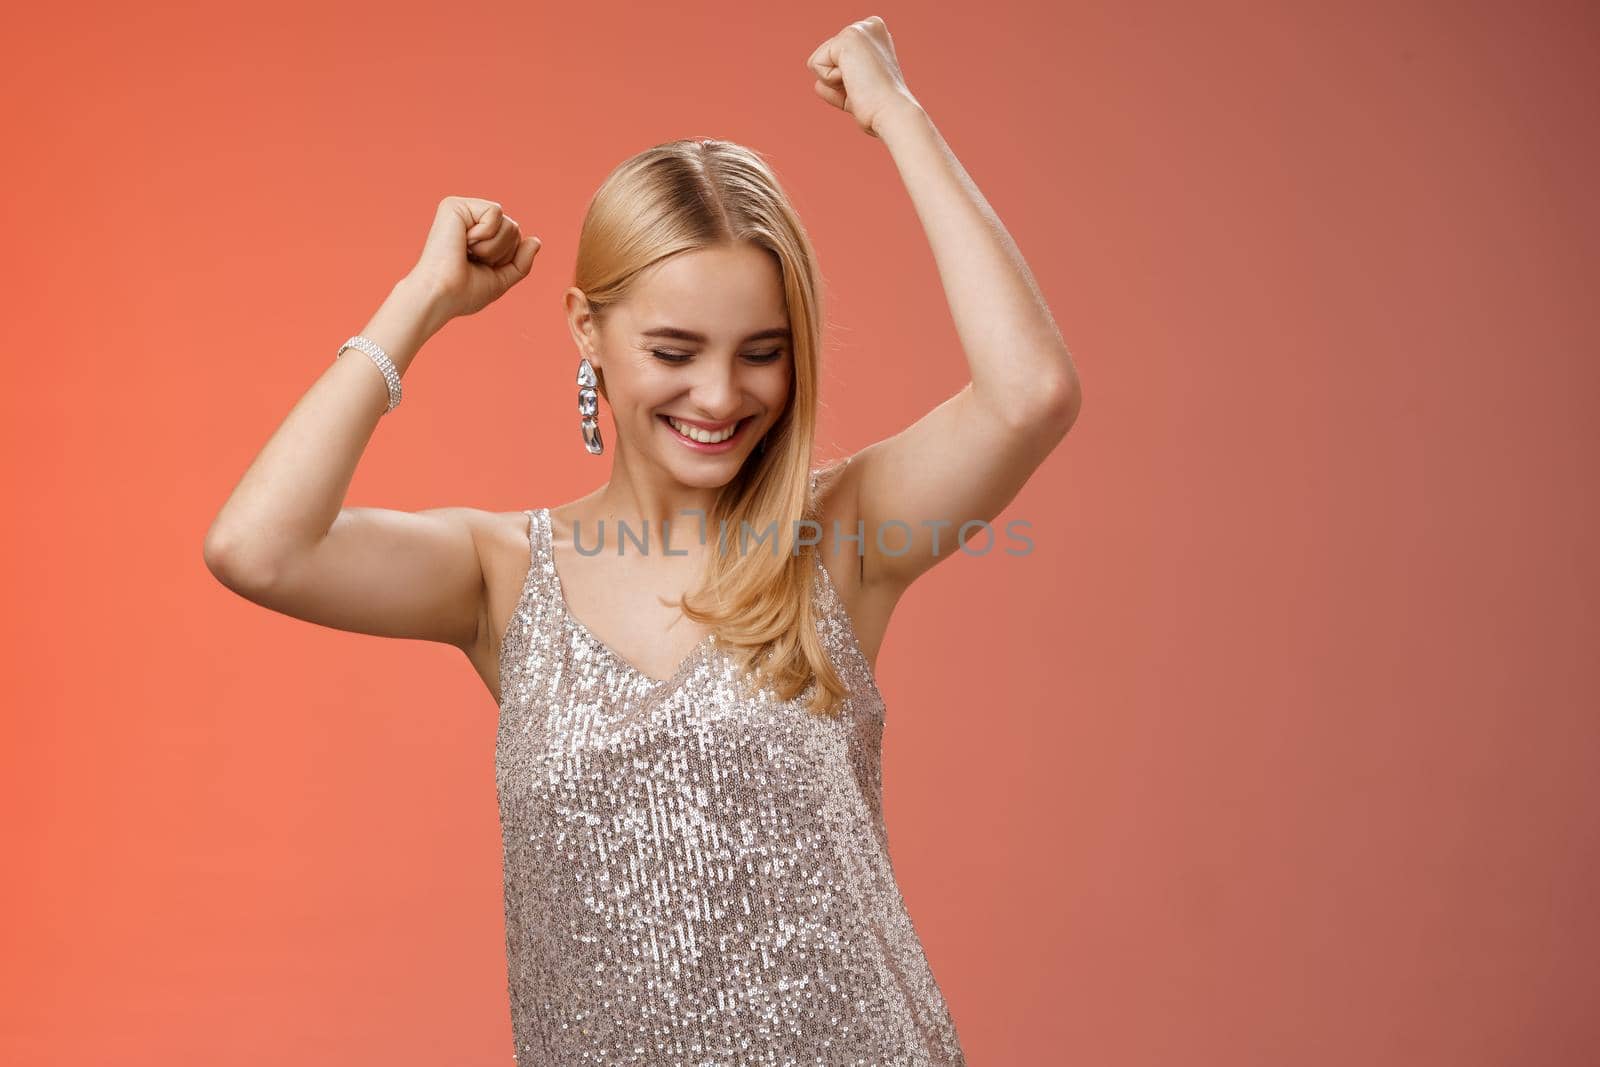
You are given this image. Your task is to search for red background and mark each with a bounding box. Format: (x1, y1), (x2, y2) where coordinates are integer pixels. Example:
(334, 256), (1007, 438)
(3, 2), (1597, 1064)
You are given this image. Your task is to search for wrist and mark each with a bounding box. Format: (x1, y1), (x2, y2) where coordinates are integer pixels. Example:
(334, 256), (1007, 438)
(875, 94), (931, 143)
(392, 273), (454, 338)
(351, 279), (445, 386)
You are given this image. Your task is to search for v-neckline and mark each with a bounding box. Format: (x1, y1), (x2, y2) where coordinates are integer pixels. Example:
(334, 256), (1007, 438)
(539, 507), (715, 690)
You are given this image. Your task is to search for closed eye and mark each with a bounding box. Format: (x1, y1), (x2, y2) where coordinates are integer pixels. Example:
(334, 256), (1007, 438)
(651, 349), (786, 365)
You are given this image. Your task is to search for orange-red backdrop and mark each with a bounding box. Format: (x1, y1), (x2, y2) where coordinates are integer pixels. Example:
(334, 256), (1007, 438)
(4, 2), (1596, 1064)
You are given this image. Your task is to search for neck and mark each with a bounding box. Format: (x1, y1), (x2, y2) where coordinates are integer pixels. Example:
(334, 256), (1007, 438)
(582, 457), (726, 555)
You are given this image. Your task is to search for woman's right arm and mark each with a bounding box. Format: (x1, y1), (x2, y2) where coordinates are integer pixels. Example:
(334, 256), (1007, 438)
(202, 197), (541, 653)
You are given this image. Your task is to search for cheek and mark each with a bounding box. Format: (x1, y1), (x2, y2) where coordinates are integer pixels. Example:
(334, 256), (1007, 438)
(751, 357), (791, 393)
(613, 368), (674, 410)
(766, 365), (795, 408)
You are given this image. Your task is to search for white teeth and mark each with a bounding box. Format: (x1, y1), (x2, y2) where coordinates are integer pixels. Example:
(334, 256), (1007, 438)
(667, 416), (738, 443)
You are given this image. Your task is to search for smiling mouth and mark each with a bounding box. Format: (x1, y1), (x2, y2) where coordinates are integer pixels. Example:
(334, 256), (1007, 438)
(659, 414), (749, 444)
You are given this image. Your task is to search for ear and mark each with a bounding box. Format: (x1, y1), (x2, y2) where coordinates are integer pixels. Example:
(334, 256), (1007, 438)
(563, 287), (601, 363)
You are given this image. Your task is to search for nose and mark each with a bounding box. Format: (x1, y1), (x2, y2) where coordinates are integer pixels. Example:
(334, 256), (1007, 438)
(687, 357), (744, 421)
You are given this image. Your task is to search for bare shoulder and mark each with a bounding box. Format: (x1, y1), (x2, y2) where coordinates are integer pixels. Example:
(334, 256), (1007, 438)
(462, 508), (539, 700)
(810, 460), (860, 578)
(474, 508), (538, 636)
(473, 506), (535, 564)
(809, 459), (901, 672)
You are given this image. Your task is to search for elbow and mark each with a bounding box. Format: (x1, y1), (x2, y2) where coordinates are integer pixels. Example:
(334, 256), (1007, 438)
(203, 521), (276, 594)
(1051, 373), (1083, 432)
(972, 368), (1082, 437)
(1022, 371), (1082, 436)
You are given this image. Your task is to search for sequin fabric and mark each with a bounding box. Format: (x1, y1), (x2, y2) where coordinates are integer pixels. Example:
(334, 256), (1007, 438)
(493, 484), (968, 1065)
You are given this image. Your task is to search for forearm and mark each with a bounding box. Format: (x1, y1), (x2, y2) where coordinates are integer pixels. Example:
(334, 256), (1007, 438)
(203, 275), (449, 583)
(877, 103), (1079, 420)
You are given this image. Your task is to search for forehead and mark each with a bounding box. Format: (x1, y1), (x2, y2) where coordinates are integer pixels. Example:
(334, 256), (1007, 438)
(622, 243), (789, 334)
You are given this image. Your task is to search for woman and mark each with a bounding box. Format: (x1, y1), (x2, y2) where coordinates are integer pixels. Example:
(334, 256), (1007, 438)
(204, 16), (1079, 1065)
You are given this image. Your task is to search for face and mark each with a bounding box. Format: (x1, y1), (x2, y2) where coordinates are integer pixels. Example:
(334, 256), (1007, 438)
(568, 242), (794, 488)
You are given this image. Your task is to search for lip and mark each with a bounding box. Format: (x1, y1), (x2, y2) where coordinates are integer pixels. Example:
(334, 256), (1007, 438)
(659, 413), (751, 453)
(663, 415), (741, 431)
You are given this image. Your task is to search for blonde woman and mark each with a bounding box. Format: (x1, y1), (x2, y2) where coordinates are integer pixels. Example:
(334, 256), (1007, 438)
(204, 16), (1079, 1065)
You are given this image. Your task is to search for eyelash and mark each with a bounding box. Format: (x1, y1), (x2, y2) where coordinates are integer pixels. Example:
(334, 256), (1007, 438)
(651, 349), (785, 365)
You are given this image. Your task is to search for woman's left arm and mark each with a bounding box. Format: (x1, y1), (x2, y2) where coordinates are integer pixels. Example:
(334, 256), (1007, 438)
(807, 17), (1083, 593)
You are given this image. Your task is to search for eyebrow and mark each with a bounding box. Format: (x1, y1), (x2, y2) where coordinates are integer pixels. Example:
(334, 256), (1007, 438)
(640, 326), (792, 344)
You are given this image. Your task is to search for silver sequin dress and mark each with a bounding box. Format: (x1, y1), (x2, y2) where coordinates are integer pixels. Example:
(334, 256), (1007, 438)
(494, 497), (968, 1066)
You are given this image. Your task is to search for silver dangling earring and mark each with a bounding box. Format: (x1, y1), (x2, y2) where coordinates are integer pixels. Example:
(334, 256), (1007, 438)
(577, 356), (603, 455)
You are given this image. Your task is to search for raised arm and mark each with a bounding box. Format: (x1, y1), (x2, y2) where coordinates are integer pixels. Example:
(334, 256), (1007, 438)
(806, 19), (1082, 595)
(202, 197), (541, 653)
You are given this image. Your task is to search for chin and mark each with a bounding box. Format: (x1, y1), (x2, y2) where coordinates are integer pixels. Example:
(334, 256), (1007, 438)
(666, 453), (744, 483)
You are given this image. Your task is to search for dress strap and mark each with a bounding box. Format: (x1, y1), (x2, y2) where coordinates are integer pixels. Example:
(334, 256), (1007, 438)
(527, 506), (548, 567)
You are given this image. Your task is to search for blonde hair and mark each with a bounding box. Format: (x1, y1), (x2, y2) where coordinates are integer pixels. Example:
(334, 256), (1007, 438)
(573, 137), (851, 718)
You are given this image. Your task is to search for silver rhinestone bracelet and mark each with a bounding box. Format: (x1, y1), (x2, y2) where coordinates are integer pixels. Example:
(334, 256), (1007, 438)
(336, 335), (403, 414)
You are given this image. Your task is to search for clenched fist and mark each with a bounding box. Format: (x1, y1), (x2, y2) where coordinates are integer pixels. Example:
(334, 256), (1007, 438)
(407, 196), (542, 321)
(806, 16), (923, 139)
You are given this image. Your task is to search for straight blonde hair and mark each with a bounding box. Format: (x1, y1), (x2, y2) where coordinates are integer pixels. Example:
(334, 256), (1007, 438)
(574, 138), (852, 718)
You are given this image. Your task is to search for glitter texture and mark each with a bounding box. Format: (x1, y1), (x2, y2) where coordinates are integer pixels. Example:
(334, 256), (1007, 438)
(493, 477), (967, 1065)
